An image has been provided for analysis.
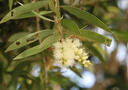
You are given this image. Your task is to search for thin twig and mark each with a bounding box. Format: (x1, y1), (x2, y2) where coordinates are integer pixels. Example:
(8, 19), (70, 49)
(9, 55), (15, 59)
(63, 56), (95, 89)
(54, 16), (63, 39)
(54, 0), (63, 40)
(33, 0), (48, 90)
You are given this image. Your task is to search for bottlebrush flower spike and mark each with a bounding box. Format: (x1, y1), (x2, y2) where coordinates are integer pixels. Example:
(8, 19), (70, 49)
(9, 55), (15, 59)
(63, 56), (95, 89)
(53, 37), (92, 67)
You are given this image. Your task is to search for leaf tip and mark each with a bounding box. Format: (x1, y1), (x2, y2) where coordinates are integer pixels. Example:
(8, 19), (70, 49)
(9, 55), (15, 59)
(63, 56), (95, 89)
(13, 56), (20, 60)
(0, 21), (2, 24)
(5, 49), (9, 53)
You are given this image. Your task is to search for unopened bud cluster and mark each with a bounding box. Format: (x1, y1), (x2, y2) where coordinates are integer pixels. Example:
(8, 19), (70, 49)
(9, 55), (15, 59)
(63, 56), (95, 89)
(74, 48), (92, 67)
(53, 37), (92, 67)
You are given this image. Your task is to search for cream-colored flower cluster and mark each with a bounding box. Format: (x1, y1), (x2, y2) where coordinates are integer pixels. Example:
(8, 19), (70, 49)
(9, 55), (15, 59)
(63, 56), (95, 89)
(53, 37), (92, 67)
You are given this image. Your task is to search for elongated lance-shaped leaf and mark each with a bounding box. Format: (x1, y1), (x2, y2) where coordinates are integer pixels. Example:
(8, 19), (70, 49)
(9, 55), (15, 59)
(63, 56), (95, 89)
(16, 2), (54, 22)
(112, 30), (128, 42)
(14, 33), (60, 60)
(63, 22), (112, 46)
(8, 32), (30, 42)
(32, 11), (54, 22)
(79, 30), (112, 46)
(0, 1), (48, 24)
(14, 11), (53, 19)
(61, 19), (80, 34)
(62, 6), (112, 33)
(5, 30), (53, 52)
(65, 29), (111, 46)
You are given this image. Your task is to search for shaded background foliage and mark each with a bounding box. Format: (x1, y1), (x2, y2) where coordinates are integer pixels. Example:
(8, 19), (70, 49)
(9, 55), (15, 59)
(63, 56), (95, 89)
(0, 0), (128, 90)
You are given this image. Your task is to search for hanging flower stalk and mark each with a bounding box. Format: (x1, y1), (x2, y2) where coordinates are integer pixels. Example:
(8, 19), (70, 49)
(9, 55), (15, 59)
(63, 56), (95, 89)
(53, 37), (92, 67)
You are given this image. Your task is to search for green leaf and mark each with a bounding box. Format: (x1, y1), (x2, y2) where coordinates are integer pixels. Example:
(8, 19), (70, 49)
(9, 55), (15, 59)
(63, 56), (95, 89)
(14, 33), (60, 60)
(32, 11), (54, 22)
(64, 28), (112, 46)
(5, 30), (53, 52)
(61, 19), (111, 46)
(0, 1), (48, 24)
(70, 67), (82, 77)
(80, 30), (112, 46)
(8, 32), (30, 42)
(112, 30), (128, 42)
(62, 6), (111, 33)
(14, 11), (53, 19)
(48, 0), (55, 12)
(61, 19), (80, 34)
(84, 42), (105, 62)
(9, 0), (13, 10)
(15, 2), (54, 22)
